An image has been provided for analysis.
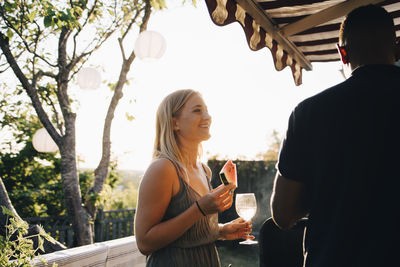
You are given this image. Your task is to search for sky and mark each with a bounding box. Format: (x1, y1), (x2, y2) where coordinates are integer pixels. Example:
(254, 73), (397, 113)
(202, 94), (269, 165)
(73, 1), (345, 171)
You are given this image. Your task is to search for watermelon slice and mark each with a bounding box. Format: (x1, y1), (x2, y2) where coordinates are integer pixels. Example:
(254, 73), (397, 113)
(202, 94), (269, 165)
(219, 160), (237, 186)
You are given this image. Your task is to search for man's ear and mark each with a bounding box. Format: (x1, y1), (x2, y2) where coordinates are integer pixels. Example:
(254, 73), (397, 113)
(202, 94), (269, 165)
(395, 39), (400, 61)
(336, 44), (348, 65)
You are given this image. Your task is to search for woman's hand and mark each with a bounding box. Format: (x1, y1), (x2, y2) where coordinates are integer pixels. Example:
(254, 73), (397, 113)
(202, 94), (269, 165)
(196, 183), (236, 215)
(219, 218), (254, 240)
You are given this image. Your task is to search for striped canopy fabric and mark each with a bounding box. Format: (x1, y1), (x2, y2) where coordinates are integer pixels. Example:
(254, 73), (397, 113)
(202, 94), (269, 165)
(205, 0), (400, 85)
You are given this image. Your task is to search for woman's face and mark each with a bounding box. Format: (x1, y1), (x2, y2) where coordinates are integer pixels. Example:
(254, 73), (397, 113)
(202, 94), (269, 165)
(174, 93), (212, 143)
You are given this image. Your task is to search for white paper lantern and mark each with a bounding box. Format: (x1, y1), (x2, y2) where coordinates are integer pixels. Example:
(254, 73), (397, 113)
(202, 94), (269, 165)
(134, 30), (167, 61)
(32, 128), (58, 153)
(77, 67), (101, 90)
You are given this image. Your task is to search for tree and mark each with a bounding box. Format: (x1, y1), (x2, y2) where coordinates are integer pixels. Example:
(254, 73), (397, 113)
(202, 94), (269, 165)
(257, 130), (282, 163)
(0, 0), (165, 246)
(0, 86), (119, 218)
(0, 179), (66, 255)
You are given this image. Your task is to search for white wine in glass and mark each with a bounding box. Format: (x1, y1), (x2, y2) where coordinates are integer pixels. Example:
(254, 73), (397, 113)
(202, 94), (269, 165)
(235, 193), (258, 245)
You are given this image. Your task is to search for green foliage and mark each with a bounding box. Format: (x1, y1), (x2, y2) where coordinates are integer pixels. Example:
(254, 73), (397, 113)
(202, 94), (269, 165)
(0, 206), (57, 267)
(102, 180), (138, 210)
(91, 168), (139, 210)
(0, 0), (173, 244)
(95, 169), (141, 210)
(1, 147), (122, 218)
(0, 91), (64, 218)
(0, 0), (162, 126)
(0, 85), (34, 151)
(0, 88), (121, 217)
(0, 141), (63, 218)
(80, 159), (122, 209)
(256, 129), (282, 163)
(151, 0), (167, 10)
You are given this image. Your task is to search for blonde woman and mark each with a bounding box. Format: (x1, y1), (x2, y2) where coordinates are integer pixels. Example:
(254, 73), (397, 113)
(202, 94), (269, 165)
(135, 89), (252, 267)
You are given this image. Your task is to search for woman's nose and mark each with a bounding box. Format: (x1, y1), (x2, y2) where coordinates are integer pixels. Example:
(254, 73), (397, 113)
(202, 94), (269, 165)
(203, 111), (212, 121)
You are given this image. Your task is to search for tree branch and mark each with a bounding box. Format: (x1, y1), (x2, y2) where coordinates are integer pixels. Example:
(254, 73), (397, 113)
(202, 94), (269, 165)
(32, 71), (57, 88)
(0, 33), (61, 145)
(0, 5), (58, 68)
(0, 178), (66, 254)
(85, 0), (153, 217)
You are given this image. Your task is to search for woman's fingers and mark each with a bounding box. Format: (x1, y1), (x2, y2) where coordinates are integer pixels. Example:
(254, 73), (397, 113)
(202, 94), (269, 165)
(212, 183), (235, 196)
(210, 183), (225, 193)
(209, 184), (235, 212)
(199, 184), (237, 214)
(219, 218), (255, 240)
(219, 191), (235, 211)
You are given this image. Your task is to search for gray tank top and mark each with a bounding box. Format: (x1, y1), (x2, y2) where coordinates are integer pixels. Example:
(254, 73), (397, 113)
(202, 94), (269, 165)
(146, 164), (221, 266)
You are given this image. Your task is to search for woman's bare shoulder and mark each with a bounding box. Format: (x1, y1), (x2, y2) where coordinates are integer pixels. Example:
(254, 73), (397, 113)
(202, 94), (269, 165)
(140, 158), (178, 185)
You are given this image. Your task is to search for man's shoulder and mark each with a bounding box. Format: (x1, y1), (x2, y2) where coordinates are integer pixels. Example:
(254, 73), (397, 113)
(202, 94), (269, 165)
(297, 81), (347, 111)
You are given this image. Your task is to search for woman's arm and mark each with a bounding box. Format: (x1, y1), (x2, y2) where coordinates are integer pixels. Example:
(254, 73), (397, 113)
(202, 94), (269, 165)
(134, 158), (202, 255)
(134, 159), (235, 255)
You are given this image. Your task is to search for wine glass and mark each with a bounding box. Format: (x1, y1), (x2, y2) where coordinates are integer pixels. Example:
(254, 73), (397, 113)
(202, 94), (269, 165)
(235, 193), (258, 245)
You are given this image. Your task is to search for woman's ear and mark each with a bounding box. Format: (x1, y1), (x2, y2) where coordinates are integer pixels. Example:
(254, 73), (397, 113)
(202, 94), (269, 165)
(172, 118), (179, 131)
(336, 44), (348, 65)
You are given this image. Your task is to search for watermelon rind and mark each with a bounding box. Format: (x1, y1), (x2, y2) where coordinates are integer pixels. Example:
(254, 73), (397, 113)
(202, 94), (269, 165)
(219, 160), (237, 186)
(219, 172), (229, 185)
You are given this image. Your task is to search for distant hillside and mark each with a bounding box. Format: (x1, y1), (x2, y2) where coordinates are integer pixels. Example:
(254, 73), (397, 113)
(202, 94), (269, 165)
(117, 169), (144, 187)
(79, 168), (144, 188)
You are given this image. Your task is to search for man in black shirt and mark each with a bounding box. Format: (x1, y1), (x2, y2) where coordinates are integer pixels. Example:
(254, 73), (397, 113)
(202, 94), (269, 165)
(271, 4), (400, 267)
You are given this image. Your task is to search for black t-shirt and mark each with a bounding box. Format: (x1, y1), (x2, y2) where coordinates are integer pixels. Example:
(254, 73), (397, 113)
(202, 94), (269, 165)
(277, 64), (400, 267)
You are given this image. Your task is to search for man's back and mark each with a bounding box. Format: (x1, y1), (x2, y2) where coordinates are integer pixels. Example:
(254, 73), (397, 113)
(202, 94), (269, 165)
(271, 5), (400, 266)
(291, 64), (400, 266)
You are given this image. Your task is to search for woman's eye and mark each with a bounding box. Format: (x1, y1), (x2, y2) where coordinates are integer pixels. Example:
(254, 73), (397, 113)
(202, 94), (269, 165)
(193, 109), (201, 112)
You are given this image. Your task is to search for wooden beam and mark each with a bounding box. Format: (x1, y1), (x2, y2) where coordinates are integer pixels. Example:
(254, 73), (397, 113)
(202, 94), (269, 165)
(236, 0), (313, 70)
(281, 0), (386, 37)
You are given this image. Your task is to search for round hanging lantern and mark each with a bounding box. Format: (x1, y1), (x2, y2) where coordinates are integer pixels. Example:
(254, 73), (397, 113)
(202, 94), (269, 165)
(134, 30), (167, 61)
(32, 128), (58, 153)
(77, 67), (101, 90)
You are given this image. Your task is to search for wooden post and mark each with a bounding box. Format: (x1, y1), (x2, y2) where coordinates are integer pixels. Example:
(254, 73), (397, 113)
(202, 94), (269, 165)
(95, 209), (105, 242)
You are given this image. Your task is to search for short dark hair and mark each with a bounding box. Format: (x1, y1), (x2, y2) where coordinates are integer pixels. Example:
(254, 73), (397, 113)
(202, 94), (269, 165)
(339, 5), (396, 61)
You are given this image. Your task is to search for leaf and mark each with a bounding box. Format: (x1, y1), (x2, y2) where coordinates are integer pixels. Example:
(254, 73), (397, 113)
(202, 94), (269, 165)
(38, 236), (45, 252)
(125, 113), (135, 122)
(44, 16), (52, 27)
(6, 28), (13, 39)
(150, 0), (167, 10)
(38, 225), (56, 244)
(1, 206), (14, 217)
(27, 10), (38, 23)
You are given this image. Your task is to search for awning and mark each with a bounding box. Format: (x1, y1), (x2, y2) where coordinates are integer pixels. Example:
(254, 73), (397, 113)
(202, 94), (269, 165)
(205, 0), (400, 85)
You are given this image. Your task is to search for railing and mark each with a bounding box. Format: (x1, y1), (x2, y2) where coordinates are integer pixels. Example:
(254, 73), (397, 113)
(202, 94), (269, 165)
(32, 236), (146, 267)
(94, 209), (135, 242)
(24, 160), (276, 249)
(25, 215), (74, 247)
(24, 208), (136, 248)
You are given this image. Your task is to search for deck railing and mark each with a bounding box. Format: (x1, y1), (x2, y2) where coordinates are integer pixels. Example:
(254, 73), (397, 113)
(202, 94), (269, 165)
(94, 209), (135, 242)
(25, 208), (136, 248)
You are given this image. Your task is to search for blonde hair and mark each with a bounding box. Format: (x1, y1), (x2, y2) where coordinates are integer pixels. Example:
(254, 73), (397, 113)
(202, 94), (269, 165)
(153, 89), (203, 180)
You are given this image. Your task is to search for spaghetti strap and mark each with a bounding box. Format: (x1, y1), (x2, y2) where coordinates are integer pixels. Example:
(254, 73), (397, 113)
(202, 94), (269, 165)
(200, 163), (213, 191)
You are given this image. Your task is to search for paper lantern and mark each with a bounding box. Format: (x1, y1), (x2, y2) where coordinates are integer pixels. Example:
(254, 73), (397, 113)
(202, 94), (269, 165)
(32, 128), (58, 153)
(77, 67), (101, 90)
(134, 30), (166, 61)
